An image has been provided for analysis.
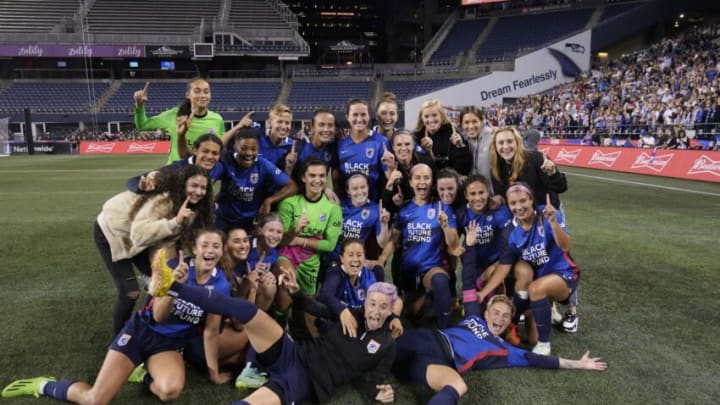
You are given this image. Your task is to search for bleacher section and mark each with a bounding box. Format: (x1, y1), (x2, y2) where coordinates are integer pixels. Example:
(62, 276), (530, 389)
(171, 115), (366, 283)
(0, 82), (109, 113)
(229, 0), (290, 30)
(599, 2), (644, 22)
(476, 8), (594, 62)
(429, 19), (489, 66)
(87, 0), (221, 35)
(0, 0), (78, 33)
(384, 79), (467, 107)
(286, 81), (372, 111)
(102, 81), (282, 113)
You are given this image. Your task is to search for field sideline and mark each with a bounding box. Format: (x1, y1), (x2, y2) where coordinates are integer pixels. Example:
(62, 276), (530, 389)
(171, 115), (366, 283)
(0, 155), (718, 404)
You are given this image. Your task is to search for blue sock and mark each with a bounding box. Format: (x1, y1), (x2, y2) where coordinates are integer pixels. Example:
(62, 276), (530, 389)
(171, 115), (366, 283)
(428, 385), (460, 405)
(531, 299), (552, 342)
(172, 283), (258, 323)
(513, 291), (529, 323)
(142, 372), (153, 389)
(430, 273), (453, 329)
(42, 380), (73, 401)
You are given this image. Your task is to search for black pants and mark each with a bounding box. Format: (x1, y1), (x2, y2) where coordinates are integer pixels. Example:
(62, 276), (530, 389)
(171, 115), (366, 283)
(93, 221), (151, 334)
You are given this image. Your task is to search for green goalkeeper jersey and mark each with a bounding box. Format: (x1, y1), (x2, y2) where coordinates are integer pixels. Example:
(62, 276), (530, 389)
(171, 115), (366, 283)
(278, 194), (343, 294)
(134, 105), (225, 163)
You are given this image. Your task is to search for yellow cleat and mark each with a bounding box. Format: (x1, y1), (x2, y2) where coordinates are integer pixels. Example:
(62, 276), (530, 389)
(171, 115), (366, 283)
(149, 248), (174, 297)
(2, 376), (55, 398)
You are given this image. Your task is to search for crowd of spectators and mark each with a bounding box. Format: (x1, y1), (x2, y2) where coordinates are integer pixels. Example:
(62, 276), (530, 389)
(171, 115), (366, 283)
(483, 23), (720, 150)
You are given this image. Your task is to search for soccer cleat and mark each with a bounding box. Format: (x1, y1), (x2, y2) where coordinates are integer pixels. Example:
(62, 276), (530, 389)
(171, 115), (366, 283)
(1, 376), (55, 398)
(149, 248), (174, 297)
(551, 302), (563, 325)
(235, 364), (268, 390)
(127, 363), (147, 383)
(504, 323), (521, 346)
(562, 311), (579, 333)
(532, 341), (552, 356)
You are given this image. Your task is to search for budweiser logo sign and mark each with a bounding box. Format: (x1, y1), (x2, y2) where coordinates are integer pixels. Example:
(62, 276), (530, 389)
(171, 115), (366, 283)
(86, 143), (115, 153)
(687, 155), (720, 177)
(555, 148), (581, 163)
(128, 142), (156, 153)
(588, 150), (621, 167)
(631, 151), (674, 172)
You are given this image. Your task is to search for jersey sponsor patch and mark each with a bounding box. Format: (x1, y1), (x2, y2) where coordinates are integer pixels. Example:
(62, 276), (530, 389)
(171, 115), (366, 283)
(367, 338), (381, 354)
(117, 333), (132, 347)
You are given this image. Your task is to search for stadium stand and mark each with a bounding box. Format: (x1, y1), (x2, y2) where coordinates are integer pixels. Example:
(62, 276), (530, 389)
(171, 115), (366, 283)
(428, 19), (489, 66)
(475, 8), (594, 62)
(0, 0), (78, 33)
(86, 0), (222, 35)
(286, 80), (372, 111)
(598, 1), (644, 22)
(0, 81), (109, 113)
(384, 78), (467, 107)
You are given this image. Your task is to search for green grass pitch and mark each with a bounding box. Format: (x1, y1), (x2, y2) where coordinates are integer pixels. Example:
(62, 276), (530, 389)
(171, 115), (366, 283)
(0, 155), (719, 404)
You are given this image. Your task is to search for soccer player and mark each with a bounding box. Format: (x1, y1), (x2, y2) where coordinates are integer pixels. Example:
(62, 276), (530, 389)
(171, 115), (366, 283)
(328, 173), (391, 264)
(149, 250), (398, 404)
(335, 98), (394, 202)
(1, 231), (232, 403)
(133, 79), (226, 164)
(214, 129), (298, 232)
(291, 109), (339, 202)
(95, 164), (215, 334)
(374, 92), (400, 140)
(458, 175), (512, 317)
(275, 158), (343, 322)
(381, 129), (435, 213)
(412, 99), (472, 175)
(393, 295), (607, 405)
(489, 126), (578, 333)
(393, 163), (460, 328)
(480, 183), (579, 355)
(256, 104), (295, 175)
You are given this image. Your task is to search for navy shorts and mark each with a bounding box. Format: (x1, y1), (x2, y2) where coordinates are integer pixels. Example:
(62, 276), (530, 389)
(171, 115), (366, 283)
(256, 335), (311, 405)
(393, 329), (453, 387)
(110, 314), (186, 366)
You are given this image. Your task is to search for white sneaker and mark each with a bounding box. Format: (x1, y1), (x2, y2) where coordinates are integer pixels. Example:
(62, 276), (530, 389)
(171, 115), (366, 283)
(532, 341), (551, 356)
(562, 311), (579, 333)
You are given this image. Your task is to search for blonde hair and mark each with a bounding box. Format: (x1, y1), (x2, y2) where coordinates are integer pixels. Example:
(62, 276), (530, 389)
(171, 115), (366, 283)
(413, 99), (452, 134)
(490, 126), (528, 183)
(269, 103), (292, 120)
(375, 91), (398, 112)
(486, 294), (516, 317)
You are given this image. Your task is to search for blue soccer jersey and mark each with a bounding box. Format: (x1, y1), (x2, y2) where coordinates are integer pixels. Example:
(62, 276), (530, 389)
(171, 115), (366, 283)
(396, 200), (457, 275)
(318, 264), (380, 316)
(296, 139), (338, 172)
(215, 152), (291, 225)
(337, 131), (390, 201)
(141, 262), (230, 339)
(441, 315), (558, 373)
(330, 199), (382, 261)
(258, 133), (294, 169)
(499, 207), (578, 282)
(460, 204), (512, 269)
(247, 236), (280, 272)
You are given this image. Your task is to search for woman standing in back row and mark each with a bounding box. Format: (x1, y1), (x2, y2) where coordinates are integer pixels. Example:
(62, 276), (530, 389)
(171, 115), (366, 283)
(134, 78), (225, 164)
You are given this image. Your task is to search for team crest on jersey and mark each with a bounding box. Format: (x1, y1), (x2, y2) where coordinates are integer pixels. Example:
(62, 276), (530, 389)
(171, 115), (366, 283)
(357, 289), (366, 300)
(361, 208), (370, 219)
(366, 339), (381, 354)
(538, 224), (545, 237)
(325, 152), (332, 162)
(275, 168), (281, 175)
(486, 214), (493, 222)
(117, 333), (132, 347)
(427, 208), (436, 219)
(319, 213), (327, 223)
(365, 148), (375, 159)
(249, 173), (259, 184)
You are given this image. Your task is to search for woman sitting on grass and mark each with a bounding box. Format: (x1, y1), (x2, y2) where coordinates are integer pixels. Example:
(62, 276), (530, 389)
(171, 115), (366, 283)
(2, 230), (232, 403)
(393, 295), (607, 405)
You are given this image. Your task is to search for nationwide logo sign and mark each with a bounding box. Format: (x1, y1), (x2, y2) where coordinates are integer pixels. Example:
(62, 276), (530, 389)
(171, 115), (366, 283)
(128, 142), (157, 153)
(588, 150), (621, 167)
(555, 148), (581, 164)
(687, 155), (720, 177)
(631, 152), (674, 172)
(86, 143), (116, 153)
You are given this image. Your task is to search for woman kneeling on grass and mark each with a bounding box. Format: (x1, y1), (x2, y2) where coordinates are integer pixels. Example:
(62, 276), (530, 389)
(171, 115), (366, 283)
(393, 295), (607, 405)
(2, 230), (232, 404)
